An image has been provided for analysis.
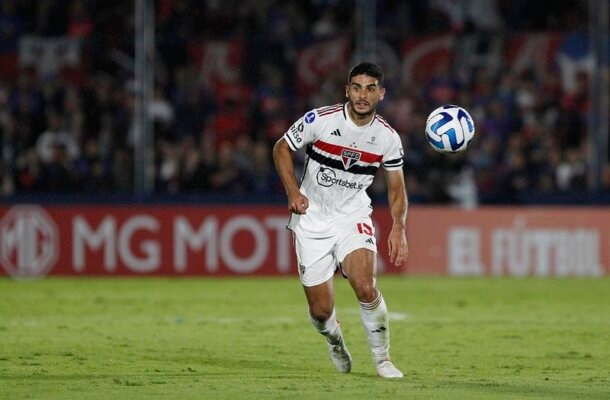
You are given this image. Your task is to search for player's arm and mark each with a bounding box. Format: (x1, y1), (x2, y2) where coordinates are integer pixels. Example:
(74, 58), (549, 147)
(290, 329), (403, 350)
(384, 168), (408, 266)
(272, 138), (309, 215)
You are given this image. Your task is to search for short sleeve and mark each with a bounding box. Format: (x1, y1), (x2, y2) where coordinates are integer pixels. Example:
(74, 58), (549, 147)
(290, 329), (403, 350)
(282, 110), (319, 151)
(382, 132), (404, 170)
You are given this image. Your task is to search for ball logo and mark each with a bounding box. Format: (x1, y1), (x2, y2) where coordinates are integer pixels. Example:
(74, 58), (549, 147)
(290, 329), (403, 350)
(0, 205), (59, 278)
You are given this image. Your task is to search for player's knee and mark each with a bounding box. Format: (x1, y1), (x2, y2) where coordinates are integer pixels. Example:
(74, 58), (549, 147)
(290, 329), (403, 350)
(309, 305), (333, 323)
(352, 280), (378, 303)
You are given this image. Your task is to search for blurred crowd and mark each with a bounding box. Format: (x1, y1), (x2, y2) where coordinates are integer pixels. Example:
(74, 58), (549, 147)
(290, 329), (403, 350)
(0, 0), (602, 204)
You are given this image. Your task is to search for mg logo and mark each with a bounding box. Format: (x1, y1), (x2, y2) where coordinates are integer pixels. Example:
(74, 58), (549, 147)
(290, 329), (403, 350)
(0, 205), (59, 278)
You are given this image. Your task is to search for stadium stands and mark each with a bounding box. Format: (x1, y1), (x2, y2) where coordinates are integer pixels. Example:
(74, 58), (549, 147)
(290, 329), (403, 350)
(0, 0), (605, 204)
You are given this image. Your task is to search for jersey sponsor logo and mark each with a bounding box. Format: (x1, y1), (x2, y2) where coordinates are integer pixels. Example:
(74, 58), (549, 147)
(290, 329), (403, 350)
(341, 149), (361, 170)
(291, 121), (304, 134)
(289, 122), (304, 144)
(316, 167), (364, 189)
(305, 111), (316, 124)
(330, 129), (341, 136)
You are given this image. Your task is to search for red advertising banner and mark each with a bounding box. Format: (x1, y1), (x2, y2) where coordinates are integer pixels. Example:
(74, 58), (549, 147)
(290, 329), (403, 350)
(0, 204), (608, 278)
(403, 206), (610, 277)
(0, 204), (300, 278)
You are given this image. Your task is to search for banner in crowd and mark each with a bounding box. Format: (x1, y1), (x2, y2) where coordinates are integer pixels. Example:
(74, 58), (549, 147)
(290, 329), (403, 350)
(185, 31), (577, 98)
(188, 39), (244, 92)
(14, 31), (583, 95)
(18, 35), (82, 79)
(0, 204), (607, 278)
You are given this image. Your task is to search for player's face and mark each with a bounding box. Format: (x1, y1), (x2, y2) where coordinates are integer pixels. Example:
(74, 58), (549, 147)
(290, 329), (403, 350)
(345, 74), (385, 118)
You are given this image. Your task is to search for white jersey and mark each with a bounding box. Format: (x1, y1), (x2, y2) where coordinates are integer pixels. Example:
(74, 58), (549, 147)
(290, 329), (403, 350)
(283, 102), (404, 237)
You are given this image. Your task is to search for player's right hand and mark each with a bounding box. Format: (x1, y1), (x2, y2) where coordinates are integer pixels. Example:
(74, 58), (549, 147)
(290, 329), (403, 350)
(288, 193), (309, 215)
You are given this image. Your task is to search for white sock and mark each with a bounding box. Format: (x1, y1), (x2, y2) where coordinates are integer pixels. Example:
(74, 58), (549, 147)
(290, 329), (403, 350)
(309, 308), (343, 345)
(360, 293), (390, 364)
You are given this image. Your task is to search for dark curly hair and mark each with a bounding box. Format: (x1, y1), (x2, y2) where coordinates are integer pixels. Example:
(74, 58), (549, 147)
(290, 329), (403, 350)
(347, 62), (384, 87)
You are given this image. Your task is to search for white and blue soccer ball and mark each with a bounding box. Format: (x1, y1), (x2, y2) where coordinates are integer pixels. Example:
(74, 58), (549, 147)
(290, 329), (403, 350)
(425, 105), (475, 154)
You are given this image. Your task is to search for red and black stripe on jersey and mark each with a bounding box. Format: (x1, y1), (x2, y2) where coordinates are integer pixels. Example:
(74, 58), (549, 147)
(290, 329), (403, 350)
(306, 140), (382, 176)
(317, 104), (343, 116)
(374, 114), (404, 169)
(374, 114), (393, 130)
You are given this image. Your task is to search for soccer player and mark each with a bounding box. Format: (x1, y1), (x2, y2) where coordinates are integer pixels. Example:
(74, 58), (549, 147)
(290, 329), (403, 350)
(272, 62), (408, 378)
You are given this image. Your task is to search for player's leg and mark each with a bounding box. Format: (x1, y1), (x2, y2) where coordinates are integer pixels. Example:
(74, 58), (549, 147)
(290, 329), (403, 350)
(295, 233), (352, 373)
(339, 225), (404, 378)
(342, 248), (385, 355)
(303, 280), (352, 372)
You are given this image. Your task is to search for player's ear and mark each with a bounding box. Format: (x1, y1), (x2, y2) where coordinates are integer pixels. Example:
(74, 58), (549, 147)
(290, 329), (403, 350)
(345, 85), (349, 98)
(379, 87), (385, 101)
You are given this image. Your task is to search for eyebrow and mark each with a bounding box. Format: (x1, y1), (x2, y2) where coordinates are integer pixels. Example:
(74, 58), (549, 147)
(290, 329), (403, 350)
(350, 82), (379, 88)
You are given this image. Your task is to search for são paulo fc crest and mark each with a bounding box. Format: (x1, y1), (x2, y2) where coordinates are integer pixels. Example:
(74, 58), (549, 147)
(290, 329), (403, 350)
(341, 149), (361, 170)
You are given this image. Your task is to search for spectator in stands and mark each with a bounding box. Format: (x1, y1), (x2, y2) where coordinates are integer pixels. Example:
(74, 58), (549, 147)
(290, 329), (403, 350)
(67, 0), (94, 39)
(179, 136), (212, 192)
(0, 0), (24, 53)
(556, 147), (587, 191)
(36, 110), (80, 165)
(75, 137), (109, 193)
(15, 148), (40, 192)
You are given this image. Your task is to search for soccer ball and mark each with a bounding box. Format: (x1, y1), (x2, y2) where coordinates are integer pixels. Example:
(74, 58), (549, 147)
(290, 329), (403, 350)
(425, 105), (475, 154)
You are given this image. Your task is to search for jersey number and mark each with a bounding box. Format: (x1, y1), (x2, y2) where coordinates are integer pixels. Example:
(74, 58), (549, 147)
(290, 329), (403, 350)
(357, 222), (373, 236)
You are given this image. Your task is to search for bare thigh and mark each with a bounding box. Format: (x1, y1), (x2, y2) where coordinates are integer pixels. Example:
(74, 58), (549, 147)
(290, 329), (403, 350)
(341, 248), (378, 303)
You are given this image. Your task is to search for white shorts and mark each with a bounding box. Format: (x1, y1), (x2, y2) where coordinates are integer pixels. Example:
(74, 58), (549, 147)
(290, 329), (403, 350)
(293, 217), (377, 287)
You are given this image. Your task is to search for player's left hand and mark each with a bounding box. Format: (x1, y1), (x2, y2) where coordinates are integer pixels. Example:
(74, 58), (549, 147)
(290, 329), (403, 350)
(387, 227), (408, 266)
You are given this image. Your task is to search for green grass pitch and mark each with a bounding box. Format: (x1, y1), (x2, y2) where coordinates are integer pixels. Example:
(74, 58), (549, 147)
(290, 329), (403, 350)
(1, 275), (609, 399)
